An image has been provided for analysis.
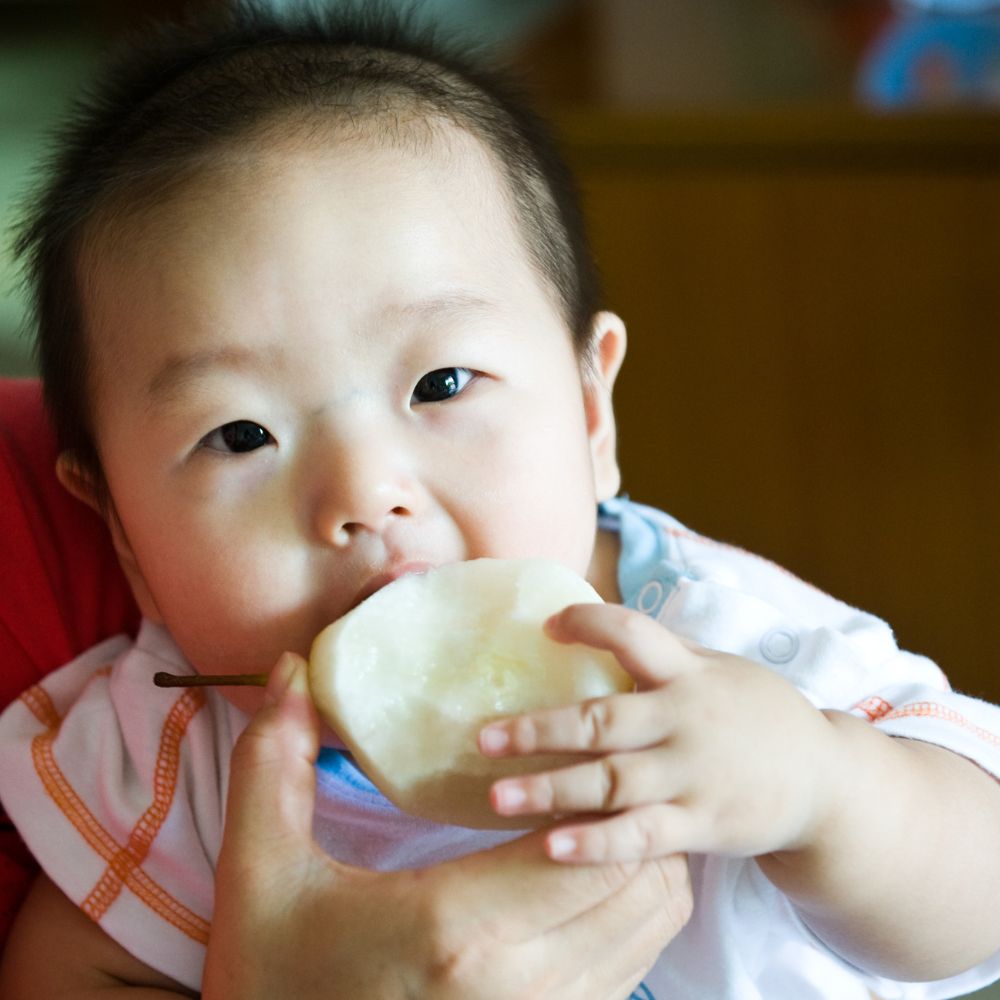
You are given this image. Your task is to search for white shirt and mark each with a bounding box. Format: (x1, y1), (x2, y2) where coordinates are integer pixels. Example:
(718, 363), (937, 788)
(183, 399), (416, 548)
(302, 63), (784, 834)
(1, 498), (998, 998)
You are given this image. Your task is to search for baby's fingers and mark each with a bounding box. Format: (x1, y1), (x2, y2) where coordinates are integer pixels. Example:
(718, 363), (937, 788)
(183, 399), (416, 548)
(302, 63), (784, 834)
(545, 804), (702, 864)
(546, 603), (702, 689)
(480, 688), (672, 758)
(491, 749), (681, 819)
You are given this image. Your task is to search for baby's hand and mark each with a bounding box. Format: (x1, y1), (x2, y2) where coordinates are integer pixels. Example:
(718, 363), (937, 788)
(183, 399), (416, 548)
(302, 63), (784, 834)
(479, 604), (844, 864)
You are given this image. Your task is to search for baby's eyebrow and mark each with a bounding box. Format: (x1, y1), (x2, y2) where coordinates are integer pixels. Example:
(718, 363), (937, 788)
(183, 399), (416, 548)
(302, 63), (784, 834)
(393, 291), (497, 323)
(146, 292), (496, 404)
(147, 344), (271, 405)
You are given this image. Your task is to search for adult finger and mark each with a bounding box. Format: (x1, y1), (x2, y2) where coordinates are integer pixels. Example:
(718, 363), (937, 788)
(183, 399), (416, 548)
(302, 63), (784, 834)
(538, 852), (693, 997)
(207, 655), (330, 998)
(438, 829), (664, 943)
(221, 653), (321, 863)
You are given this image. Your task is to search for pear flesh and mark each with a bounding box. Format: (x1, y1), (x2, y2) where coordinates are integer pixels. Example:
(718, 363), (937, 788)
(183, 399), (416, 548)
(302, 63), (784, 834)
(308, 558), (632, 829)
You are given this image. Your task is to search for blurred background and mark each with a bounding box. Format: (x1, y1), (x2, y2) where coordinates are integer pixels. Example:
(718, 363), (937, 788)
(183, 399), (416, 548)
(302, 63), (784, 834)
(1, 0), (998, 746)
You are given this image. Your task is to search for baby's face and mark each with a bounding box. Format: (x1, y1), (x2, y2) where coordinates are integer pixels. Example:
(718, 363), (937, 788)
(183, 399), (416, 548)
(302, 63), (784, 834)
(78, 126), (624, 712)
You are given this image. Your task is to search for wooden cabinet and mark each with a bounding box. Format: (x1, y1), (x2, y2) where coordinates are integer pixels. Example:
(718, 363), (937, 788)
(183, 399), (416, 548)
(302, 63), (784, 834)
(558, 109), (1000, 699)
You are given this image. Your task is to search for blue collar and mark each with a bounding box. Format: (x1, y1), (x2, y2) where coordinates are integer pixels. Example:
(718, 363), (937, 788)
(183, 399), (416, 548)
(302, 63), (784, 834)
(599, 496), (686, 613)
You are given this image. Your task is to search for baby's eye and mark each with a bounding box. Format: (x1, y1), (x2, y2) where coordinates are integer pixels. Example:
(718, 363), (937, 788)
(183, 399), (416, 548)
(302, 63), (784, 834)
(200, 420), (275, 454)
(411, 367), (474, 404)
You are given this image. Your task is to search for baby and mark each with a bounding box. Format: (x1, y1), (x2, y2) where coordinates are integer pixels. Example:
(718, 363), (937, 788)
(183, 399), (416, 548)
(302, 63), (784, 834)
(1, 6), (999, 999)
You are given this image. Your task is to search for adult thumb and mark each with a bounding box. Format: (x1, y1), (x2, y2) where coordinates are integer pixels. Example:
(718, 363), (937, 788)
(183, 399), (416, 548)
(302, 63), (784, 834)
(221, 653), (321, 864)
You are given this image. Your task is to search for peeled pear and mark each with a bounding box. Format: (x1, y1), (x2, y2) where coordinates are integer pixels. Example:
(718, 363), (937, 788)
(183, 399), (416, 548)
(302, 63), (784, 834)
(308, 558), (632, 829)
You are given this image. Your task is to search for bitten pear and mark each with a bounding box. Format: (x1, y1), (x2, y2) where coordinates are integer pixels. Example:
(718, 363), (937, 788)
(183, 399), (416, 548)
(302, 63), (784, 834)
(308, 558), (632, 829)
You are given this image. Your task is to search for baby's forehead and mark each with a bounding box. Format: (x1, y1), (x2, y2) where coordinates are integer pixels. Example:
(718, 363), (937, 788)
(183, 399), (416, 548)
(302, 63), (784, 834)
(88, 116), (532, 298)
(110, 113), (512, 227)
(80, 118), (549, 339)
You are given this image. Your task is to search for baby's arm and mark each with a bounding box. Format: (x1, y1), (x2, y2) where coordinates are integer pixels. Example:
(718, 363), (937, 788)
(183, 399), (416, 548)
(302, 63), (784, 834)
(757, 710), (1000, 980)
(480, 603), (1000, 983)
(0, 872), (196, 997)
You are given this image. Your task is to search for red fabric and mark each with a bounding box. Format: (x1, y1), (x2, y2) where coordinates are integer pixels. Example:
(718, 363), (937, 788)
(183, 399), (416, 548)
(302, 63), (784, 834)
(0, 377), (139, 946)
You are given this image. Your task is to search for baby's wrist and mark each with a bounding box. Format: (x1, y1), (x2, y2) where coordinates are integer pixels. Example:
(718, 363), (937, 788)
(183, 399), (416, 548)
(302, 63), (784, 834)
(776, 708), (856, 858)
(815, 710), (864, 841)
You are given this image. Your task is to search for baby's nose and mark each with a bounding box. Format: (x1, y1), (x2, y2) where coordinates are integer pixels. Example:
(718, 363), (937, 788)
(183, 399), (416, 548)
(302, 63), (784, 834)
(310, 431), (423, 546)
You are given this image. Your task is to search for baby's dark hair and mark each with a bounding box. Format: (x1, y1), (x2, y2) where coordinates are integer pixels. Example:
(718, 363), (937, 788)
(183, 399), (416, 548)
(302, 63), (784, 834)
(16, 1), (600, 502)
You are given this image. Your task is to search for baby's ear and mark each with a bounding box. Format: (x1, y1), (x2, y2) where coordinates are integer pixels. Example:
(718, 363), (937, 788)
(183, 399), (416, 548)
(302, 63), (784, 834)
(583, 311), (627, 502)
(56, 452), (164, 624)
(55, 451), (102, 514)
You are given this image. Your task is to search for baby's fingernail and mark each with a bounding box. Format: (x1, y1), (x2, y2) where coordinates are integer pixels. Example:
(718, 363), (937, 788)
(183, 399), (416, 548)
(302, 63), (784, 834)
(493, 781), (526, 812)
(548, 832), (578, 859)
(543, 610), (571, 640)
(479, 726), (510, 754)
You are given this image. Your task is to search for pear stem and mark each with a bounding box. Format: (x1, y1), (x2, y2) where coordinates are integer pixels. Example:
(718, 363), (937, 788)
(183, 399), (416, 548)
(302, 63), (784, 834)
(153, 671), (269, 689)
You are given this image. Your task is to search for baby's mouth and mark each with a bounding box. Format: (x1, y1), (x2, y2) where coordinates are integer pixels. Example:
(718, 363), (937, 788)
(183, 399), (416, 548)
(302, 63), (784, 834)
(347, 561), (435, 613)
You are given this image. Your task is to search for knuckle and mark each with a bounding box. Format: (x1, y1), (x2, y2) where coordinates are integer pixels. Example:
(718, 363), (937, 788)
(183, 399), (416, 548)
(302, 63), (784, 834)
(229, 726), (271, 770)
(618, 608), (650, 644)
(653, 689), (676, 733)
(416, 890), (477, 989)
(579, 698), (612, 749)
(532, 772), (558, 812)
(510, 714), (538, 753)
(631, 809), (663, 858)
(424, 939), (464, 989)
(596, 756), (627, 811)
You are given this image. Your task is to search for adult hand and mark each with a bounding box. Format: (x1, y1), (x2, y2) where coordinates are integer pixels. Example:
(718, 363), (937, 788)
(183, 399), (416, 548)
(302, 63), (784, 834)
(202, 654), (692, 1000)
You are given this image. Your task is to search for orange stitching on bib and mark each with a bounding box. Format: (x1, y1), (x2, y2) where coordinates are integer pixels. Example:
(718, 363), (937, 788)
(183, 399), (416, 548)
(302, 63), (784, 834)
(31, 689), (211, 943)
(19, 684), (62, 730)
